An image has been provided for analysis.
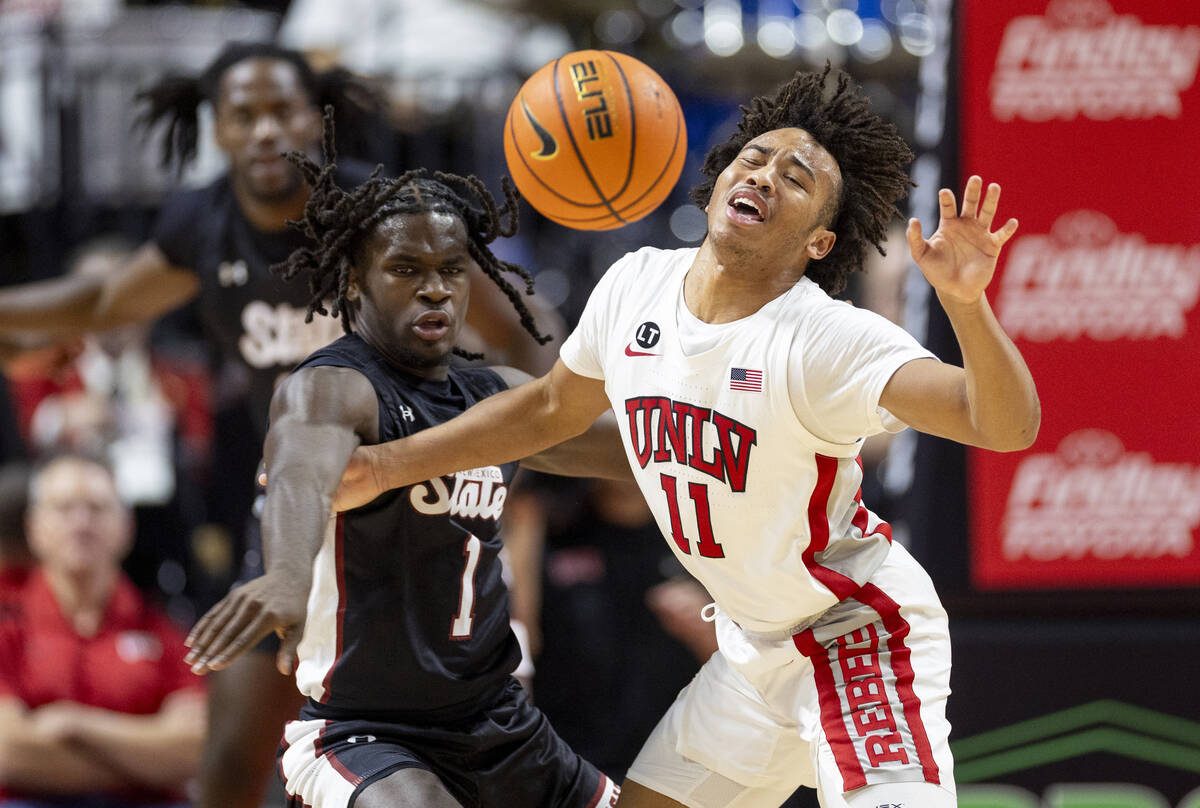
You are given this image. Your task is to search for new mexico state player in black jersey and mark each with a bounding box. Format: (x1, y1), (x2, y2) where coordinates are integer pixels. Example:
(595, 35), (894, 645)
(184, 136), (628, 807)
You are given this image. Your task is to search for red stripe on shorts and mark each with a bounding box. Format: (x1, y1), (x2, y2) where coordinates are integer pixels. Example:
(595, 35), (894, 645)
(793, 629), (867, 790)
(853, 584), (940, 785)
(315, 724), (364, 787)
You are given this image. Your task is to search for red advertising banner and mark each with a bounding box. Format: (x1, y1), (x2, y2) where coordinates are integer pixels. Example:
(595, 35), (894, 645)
(960, 0), (1200, 589)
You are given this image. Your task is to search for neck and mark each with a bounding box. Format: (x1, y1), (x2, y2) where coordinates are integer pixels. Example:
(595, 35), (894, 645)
(44, 566), (118, 637)
(359, 328), (450, 381)
(232, 177), (310, 233)
(683, 239), (806, 323)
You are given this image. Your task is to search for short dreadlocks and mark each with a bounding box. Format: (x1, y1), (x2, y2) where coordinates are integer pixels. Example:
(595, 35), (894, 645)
(691, 65), (914, 296)
(272, 111), (550, 358)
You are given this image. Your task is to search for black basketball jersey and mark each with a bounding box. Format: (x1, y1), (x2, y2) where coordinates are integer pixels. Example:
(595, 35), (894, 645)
(152, 162), (373, 437)
(289, 334), (522, 722)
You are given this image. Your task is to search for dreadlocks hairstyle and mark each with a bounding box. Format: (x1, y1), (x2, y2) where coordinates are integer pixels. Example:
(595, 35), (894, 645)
(273, 110), (550, 359)
(690, 65), (914, 297)
(137, 41), (383, 171)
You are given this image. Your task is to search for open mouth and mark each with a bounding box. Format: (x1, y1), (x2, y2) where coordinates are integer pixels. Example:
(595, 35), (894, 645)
(726, 190), (766, 224)
(413, 310), (451, 341)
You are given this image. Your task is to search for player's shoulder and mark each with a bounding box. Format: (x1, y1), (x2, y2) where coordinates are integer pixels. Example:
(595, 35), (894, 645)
(794, 277), (917, 344)
(482, 364), (532, 391)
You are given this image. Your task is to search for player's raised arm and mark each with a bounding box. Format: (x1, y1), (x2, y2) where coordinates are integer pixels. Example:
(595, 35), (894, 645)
(880, 176), (1040, 451)
(333, 359), (612, 512)
(185, 365), (377, 675)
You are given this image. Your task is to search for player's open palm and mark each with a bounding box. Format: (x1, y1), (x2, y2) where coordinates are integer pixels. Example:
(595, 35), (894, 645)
(184, 572), (308, 677)
(906, 175), (1019, 305)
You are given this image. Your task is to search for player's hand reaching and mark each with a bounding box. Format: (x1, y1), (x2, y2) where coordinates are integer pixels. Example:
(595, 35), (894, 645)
(906, 175), (1019, 306)
(332, 445), (386, 512)
(184, 573), (308, 677)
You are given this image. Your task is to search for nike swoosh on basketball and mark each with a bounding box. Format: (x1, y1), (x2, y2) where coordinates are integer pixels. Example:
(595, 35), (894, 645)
(625, 343), (659, 357)
(521, 98), (558, 159)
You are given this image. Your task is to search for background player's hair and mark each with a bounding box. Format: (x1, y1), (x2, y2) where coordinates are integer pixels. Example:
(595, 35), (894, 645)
(691, 65), (914, 296)
(137, 41), (382, 171)
(273, 110), (550, 355)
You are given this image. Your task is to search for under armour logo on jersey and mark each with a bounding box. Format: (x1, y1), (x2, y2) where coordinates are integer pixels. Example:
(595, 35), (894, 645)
(347, 735), (376, 744)
(874, 804), (903, 808)
(398, 404), (414, 422)
(218, 260), (249, 287)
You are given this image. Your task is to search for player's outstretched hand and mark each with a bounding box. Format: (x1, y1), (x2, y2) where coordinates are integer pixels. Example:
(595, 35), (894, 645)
(184, 573), (308, 677)
(332, 445), (386, 512)
(906, 175), (1019, 305)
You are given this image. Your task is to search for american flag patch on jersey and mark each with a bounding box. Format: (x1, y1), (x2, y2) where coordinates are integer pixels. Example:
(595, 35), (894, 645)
(729, 367), (763, 392)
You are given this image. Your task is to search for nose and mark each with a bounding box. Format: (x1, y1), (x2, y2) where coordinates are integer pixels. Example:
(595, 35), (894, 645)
(745, 171), (772, 193)
(418, 272), (452, 303)
(251, 113), (283, 144)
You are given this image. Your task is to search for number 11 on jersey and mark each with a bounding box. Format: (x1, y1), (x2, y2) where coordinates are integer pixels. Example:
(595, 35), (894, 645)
(659, 474), (725, 558)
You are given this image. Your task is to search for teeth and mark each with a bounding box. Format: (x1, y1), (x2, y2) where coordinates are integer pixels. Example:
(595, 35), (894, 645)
(733, 196), (762, 216)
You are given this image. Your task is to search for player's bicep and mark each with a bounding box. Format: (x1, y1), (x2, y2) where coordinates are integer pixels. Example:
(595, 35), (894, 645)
(264, 366), (379, 489)
(878, 357), (976, 445)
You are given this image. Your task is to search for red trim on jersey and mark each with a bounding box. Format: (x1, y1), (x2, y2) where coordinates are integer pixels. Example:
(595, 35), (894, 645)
(318, 515), (347, 703)
(804, 454), (861, 600)
(793, 629), (867, 790)
(853, 584), (941, 785)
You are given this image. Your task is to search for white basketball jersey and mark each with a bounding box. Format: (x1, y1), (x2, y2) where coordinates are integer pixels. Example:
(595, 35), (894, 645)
(561, 246), (932, 634)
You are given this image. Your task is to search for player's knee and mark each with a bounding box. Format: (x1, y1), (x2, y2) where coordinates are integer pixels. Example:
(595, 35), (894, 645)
(354, 767), (462, 808)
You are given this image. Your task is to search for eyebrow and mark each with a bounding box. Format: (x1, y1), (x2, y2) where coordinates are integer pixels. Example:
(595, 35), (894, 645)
(744, 144), (815, 182)
(381, 251), (468, 263)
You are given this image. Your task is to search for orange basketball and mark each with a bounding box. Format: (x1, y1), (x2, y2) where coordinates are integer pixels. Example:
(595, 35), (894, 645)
(503, 50), (687, 231)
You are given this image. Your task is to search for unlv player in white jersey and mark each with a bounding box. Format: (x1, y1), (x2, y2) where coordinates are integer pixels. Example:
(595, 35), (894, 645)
(327, 66), (1040, 808)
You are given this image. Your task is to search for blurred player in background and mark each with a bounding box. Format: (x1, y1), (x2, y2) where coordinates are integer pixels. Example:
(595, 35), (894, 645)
(323, 66), (1039, 808)
(0, 40), (386, 808)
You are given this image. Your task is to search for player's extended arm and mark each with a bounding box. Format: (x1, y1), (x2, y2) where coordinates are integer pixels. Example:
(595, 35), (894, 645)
(25, 690), (206, 791)
(334, 359), (612, 511)
(880, 176), (1040, 451)
(489, 365), (631, 481)
(0, 243), (199, 336)
(185, 365), (378, 675)
(0, 699), (128, 794)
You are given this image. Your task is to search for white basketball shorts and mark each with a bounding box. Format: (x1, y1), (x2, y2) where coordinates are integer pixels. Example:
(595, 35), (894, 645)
(625, 542), (956, 808)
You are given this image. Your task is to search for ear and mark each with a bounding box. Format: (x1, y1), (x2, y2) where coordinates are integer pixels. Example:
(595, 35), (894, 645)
(344, 266), (362, 302)
(805, 227), (836, 261)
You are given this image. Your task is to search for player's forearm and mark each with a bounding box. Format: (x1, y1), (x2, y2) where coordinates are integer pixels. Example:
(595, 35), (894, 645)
(0, 274), (105, 336)
(370, 372), (587, 492)
(63, 695), (205, 789)
(940, 291), (1040, 451)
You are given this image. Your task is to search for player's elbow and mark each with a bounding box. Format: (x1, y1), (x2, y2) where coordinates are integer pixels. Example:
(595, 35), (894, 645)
(984, 397), (1041, 452)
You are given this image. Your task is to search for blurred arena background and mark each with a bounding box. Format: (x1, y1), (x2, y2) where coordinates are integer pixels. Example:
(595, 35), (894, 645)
(0, 0), (1197, 806)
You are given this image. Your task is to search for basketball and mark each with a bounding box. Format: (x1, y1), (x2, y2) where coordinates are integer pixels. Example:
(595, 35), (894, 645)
(503, 50), (687, 231)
